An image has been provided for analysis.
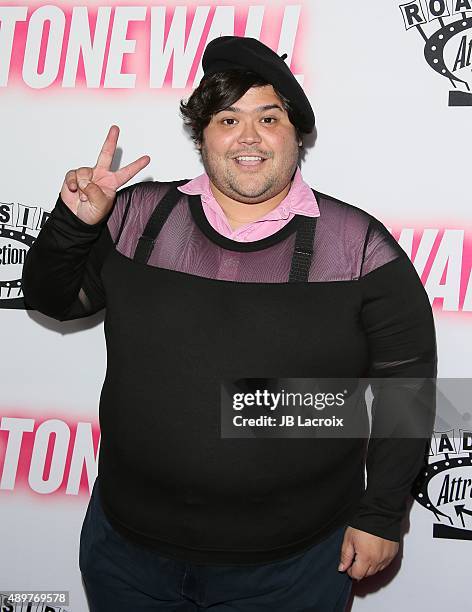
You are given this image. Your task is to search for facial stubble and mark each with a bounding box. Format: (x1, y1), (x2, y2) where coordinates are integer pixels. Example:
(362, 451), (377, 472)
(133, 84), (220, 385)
(200, 141), (300, 204)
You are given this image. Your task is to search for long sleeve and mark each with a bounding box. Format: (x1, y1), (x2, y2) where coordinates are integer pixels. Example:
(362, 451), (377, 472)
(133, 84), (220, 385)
(21, 185), (134, 321)
(347, 217), (438, 542)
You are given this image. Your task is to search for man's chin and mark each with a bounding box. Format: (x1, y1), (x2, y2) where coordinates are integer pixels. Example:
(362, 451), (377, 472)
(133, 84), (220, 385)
(229, 192), (274, 205)
(226, 178), (274, 201)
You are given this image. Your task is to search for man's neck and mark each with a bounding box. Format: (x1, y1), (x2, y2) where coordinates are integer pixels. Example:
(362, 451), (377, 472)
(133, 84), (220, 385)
(209, 180), (292, 231)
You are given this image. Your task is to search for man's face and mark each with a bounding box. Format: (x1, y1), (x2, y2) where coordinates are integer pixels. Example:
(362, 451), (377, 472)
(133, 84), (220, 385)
(198, 85), (301, 204)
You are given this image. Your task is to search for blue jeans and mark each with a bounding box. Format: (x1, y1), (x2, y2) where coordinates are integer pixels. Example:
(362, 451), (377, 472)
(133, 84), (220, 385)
(79, 479), (352, 611)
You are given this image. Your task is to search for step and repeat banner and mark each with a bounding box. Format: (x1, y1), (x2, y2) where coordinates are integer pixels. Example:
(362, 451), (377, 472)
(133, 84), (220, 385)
(1, 1), (471, 610)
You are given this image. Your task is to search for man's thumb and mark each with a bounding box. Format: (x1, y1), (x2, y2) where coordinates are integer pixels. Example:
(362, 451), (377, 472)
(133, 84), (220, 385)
(338, 534), (355, 571)
(79, 181), (109, 209)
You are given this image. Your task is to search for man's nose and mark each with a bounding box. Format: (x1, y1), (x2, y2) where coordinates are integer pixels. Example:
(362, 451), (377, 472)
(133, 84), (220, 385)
(237, 121), (262, 145)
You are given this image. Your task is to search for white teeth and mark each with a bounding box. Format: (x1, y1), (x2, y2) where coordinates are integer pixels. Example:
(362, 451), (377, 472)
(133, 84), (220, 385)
(236, 156), (263, 161)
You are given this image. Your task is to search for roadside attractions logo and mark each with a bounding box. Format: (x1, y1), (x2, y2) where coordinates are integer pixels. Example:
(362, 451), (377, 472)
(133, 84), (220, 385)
(0, 201), (50, 310)
(413, 429), (472, 540)
(400, 0), (472, 106)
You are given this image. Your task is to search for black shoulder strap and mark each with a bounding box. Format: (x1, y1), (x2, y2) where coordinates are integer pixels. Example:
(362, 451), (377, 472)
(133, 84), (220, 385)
(288, 187), (318, 282)
(133, 180), (188, 264)
(288, 215), (317, 282)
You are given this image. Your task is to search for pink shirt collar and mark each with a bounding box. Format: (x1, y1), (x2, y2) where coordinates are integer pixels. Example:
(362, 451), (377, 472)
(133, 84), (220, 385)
(177, 166), (319, 241)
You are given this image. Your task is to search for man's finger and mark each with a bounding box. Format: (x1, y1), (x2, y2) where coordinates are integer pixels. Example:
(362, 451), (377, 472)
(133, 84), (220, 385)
(376, 561), (390, 573)
(338, 533), (355, 571)
(348, 560), (372, 581)
(114, 155), (151, 187)
(364, 563), (381, 578)
(95, 125), (120, 171)
(76, 167), (93, 182)
(65, 170), (78, 191)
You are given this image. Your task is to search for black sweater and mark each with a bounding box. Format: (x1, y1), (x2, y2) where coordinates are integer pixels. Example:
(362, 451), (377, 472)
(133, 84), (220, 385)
(21, 180), (437, 565)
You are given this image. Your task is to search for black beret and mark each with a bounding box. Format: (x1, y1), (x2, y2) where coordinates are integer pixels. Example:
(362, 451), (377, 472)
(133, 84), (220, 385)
(201, 35), (315, 134)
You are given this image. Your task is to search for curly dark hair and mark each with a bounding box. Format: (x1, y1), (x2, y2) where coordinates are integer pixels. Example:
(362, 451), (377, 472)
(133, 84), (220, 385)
(179, 69), (309, 147)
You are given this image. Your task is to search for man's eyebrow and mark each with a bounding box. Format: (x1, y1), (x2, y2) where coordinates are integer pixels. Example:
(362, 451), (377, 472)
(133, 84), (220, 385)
(220, 104), (285, 114)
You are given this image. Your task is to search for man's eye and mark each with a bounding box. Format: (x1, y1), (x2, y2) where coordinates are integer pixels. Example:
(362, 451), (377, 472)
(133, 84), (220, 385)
(220, 117), (277, 125)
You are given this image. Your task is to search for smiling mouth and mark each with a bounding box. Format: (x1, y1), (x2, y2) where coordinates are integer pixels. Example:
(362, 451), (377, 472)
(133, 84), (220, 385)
(233, 156), (267, 167)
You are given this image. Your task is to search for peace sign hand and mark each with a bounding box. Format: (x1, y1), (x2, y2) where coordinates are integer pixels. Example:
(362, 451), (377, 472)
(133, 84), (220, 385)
(60, 125), (150, 226)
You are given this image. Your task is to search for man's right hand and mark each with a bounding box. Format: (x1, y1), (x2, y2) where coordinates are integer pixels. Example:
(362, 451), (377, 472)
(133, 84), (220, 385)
(60, 125), (151, 226)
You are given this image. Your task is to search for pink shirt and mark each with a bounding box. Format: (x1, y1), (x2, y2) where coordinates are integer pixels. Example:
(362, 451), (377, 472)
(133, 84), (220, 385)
(177, 166), (319, 242)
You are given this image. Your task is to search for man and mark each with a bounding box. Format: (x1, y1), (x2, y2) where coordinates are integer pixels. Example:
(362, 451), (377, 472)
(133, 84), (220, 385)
(22, 36), (437, 611)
